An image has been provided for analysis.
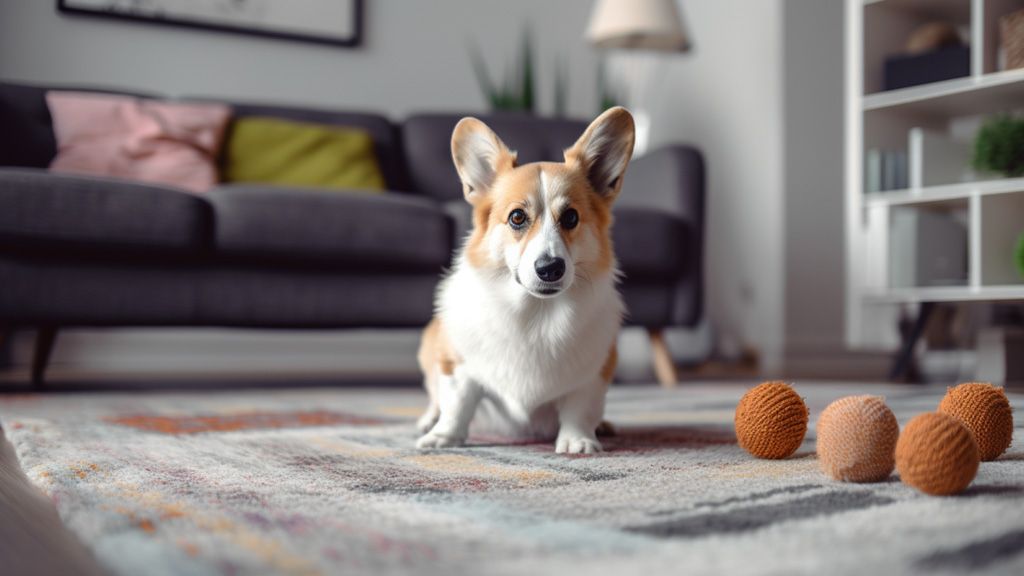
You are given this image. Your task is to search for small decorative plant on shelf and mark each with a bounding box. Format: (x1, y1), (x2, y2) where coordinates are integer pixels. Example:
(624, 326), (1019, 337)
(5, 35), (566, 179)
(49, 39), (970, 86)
(972, 115), (1024, 177)
(1015, 231), (1024, 279)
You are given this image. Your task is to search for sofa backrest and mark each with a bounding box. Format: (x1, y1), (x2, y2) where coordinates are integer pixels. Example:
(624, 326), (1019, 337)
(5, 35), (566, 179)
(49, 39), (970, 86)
(0, 81), (407, 191)
(402, 113), (587, 202)
(2, 80), (596, 200)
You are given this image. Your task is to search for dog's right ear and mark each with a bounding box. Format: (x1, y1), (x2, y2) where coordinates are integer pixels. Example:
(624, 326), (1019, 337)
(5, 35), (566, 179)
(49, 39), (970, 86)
(451, 118), (516, 204)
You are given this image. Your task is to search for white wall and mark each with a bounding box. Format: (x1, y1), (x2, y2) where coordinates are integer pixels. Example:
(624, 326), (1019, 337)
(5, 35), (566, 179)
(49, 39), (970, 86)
(611, 0), (848, 375)
(0, 0), (847, 378)
(0, 0), (600, 118)
(782, 0), (846, 358)
(613, 0), (787, 372)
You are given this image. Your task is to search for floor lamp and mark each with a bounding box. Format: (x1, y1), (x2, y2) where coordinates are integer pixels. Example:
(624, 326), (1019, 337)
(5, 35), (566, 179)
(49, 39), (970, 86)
(586, 0), (692, 156)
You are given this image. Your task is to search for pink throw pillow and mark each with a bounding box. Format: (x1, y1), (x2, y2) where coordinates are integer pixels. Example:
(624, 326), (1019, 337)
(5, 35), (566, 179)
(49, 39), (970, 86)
(46, 91), (231, 193)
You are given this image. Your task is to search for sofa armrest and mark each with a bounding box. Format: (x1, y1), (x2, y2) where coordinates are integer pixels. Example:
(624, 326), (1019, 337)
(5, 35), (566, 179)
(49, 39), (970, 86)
(620, 144), (706, 327)
(0, 82), (57, 168)
(621, 144), (704, 220)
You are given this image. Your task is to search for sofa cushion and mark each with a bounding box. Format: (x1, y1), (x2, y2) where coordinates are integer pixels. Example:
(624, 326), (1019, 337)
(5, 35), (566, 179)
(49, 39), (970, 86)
(200, 100), (407, 191)
(207, 185), (453, 270)
(223, 117), (385, 191)
(46, 92), (232, 193)
(613, 207), (689, 281)
(0, 168), (212, 255)
(403, 114), (587, 201)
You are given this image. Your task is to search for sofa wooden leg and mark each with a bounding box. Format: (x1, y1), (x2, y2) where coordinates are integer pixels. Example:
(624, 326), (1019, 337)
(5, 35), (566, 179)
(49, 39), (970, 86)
(32, 327), (58, 389)
(648, 328), (678, 388)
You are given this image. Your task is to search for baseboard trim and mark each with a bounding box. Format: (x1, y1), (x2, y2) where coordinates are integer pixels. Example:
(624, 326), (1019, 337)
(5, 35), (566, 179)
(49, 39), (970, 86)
(4, 328), (422, 376)
(781, 348), (893, 381)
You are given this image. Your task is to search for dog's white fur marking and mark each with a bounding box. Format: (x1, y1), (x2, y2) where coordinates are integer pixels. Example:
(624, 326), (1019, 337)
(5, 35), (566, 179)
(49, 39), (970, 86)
(418, 256), (621, 448)
(513, 171), (576, 298)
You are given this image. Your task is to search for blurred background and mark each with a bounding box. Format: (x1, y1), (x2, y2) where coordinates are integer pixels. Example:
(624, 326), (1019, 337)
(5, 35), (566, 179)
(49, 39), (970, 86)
(1, 0), (1022, 388)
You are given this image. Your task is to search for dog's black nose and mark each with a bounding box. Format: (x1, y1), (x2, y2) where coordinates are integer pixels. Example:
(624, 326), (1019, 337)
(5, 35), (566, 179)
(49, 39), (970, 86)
(535, 256), (565, 282)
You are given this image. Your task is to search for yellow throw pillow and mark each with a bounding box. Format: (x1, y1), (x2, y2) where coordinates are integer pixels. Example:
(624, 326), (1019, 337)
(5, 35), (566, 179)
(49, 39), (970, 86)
(224, 117), (386, 191)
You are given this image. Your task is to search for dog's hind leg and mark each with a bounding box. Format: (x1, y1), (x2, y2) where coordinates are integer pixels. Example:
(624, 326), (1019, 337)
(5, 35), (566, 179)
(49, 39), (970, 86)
(416, 318), (443, 432)
(417, 368), (441, 433)
(593, 342), (618, 438)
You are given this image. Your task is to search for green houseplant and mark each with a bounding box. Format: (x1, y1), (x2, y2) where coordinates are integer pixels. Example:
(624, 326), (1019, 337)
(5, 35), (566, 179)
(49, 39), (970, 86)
(469, 29), (536, 113)
(972, 115), (1024, 177)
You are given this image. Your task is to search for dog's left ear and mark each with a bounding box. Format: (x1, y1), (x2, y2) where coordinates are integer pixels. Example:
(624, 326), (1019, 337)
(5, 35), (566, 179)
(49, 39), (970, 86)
(565, 106), (635, 201)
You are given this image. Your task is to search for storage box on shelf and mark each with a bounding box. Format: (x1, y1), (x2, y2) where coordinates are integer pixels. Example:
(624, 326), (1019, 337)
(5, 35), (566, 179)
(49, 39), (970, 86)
(863, 0), (973, 96)
(890, 204), (969, 289)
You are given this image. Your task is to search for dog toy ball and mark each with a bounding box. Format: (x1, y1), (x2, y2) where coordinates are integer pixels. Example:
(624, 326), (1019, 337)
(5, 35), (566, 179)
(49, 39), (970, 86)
(938, 382), (1014, 461)
(896, 412), (979, 496)
(817, 395), (899, 482)
(735, 381), (808, 459)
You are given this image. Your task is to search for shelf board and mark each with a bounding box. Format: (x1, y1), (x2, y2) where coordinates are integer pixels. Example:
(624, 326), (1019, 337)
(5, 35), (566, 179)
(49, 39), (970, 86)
(863, 0), (971, 24)
(863, 69), (1024, 116)
(863, 285), (1024, 303)
(864, 177), (1024, 207)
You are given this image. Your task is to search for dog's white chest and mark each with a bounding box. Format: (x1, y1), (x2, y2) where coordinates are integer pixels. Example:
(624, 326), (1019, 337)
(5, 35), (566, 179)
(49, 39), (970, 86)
(438, 265), (621, 419)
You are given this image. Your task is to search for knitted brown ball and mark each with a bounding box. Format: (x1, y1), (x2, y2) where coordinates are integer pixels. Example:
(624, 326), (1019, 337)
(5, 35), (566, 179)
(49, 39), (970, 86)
(735, 381), (808, 459)
(817, 395), (899, 482)
(896, 412), (979, 496)
(938, 382), (1014, 461)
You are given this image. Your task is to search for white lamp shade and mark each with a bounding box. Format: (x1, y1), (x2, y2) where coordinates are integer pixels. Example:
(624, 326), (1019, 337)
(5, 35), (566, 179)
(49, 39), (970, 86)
(586, 0), (690, 52)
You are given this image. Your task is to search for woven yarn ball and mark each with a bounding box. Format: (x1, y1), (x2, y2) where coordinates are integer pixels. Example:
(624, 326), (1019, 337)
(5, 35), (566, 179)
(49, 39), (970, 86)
(938, 382), (1014, 461)
(817, 395), (899, 482)
(896, 412), (979, 496)
(735, 381), (808, 459)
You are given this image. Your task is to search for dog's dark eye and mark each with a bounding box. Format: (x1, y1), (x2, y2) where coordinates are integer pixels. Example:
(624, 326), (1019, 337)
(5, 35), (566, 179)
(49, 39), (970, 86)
(559, 208), (579, 230)
(508, 209), (528, 230)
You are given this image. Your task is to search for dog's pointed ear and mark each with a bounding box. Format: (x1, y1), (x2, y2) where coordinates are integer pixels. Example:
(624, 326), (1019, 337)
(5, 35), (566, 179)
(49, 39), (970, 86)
(565, 107), (635, 201)
(451, 117), (516, 204)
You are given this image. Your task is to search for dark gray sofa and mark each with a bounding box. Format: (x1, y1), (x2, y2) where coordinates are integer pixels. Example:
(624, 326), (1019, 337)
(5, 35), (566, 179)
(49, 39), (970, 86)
(0, 80), (704, 386)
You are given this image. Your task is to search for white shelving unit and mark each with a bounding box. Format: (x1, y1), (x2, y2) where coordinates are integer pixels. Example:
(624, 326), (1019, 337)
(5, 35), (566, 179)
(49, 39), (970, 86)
(846, 0), (1024, 348)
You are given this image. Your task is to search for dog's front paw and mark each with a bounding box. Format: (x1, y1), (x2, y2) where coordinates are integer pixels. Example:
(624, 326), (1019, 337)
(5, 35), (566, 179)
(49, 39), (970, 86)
(416, 432), (466, 449)
(555, 433), (602, 455)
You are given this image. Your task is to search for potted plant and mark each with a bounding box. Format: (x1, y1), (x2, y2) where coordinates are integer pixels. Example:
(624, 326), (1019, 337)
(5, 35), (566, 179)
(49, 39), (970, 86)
(972, 115), (1024, 177)
(469, 29), (535, 114)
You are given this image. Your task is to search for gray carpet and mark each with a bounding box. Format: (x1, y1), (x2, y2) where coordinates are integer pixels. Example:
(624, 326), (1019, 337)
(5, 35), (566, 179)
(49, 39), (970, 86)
(0, 382), (1021, 575)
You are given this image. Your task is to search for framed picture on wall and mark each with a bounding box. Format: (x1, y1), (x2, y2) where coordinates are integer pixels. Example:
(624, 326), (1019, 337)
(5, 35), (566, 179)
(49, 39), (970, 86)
(57, 0), (363, 48)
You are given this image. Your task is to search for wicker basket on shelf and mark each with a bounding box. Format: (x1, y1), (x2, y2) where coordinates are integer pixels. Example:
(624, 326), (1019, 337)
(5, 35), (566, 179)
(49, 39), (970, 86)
(1002, 9), (1024, 70)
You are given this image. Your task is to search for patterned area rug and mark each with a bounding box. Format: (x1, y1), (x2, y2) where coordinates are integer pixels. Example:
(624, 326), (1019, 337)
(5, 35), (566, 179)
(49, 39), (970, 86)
(1, 383), (1022, 575)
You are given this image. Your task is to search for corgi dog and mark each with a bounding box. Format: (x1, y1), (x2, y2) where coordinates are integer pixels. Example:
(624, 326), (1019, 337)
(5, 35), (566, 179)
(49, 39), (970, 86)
(416, 107), (635, 454)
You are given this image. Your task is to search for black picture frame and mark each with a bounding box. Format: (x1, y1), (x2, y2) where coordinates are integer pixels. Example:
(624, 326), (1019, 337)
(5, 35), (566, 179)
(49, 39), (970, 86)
(57, 0), (363, 48)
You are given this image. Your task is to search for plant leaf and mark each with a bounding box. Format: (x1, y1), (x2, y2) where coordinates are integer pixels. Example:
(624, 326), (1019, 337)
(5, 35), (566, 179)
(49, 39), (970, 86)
(468, 40), (497, 103)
